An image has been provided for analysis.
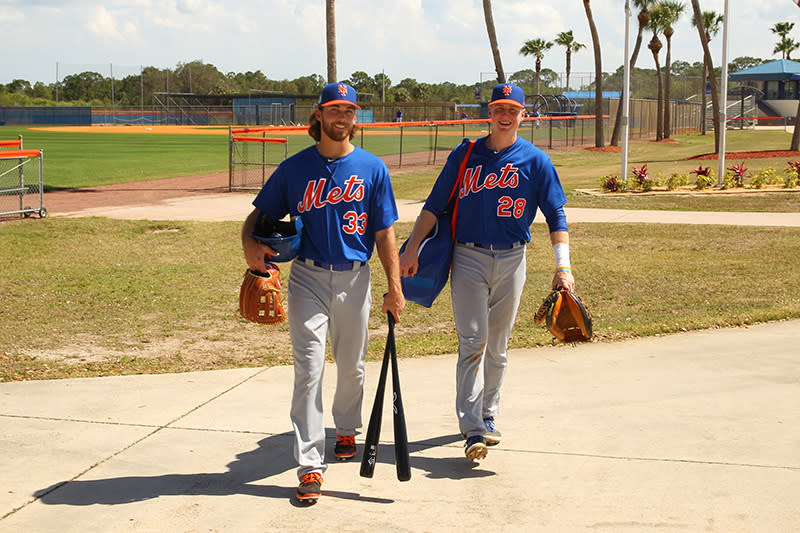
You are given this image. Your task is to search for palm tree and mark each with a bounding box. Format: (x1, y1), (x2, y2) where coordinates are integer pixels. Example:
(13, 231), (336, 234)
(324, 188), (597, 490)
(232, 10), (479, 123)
(611, 0), (653, 146)
(661, 1), (685, 139)
(519, 38), (553, 94)
(325, 0), (337, 83)
(583, 0), (604, 147)
(690, 0), (721, 153)
(647, 4), (668, 141)
(772, 22), (798, 60)
(692, 10), (723, 136)
(554, 30), (585, 91)
(772, 21), (794, 37)
(482, 0), (506, 83)
(775, 37), (800, 60)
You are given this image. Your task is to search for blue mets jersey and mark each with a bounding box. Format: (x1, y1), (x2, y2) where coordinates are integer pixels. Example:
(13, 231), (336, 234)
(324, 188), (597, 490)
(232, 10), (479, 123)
(423, 137), (567, 244)
(253, 145), (398, 264)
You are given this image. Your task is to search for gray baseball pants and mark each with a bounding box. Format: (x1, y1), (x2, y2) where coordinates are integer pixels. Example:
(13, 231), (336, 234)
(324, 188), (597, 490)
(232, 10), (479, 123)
(287, 258), (372, 478)
(450, 243), (526, 438)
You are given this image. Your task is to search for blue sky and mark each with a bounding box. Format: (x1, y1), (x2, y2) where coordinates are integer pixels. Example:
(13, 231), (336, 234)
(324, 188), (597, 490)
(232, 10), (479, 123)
(2, 0), (799, 87)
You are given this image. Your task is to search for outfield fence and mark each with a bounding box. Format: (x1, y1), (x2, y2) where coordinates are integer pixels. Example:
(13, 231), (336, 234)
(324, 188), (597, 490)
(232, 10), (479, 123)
(2, 98), (703, 142)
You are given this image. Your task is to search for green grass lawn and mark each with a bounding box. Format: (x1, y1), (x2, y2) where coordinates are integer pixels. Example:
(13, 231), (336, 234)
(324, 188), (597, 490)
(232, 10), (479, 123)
(2, 218), (799, 381)
(1, 127), (231, 188)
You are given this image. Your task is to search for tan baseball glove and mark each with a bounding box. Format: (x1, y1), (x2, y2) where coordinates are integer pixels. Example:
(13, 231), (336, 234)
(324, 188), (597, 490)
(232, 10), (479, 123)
(239, 264), (285, 324)
(534, 288), (592, 342)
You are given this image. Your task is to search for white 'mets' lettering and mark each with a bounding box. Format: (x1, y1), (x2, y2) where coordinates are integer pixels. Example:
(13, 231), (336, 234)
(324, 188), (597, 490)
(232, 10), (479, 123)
(297, 176), (365, 212)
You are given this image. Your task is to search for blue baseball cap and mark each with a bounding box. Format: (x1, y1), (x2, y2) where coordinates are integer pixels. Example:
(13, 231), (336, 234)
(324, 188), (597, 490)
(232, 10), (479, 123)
(489, 83), (525, 108)
(318, 82), (361, 109)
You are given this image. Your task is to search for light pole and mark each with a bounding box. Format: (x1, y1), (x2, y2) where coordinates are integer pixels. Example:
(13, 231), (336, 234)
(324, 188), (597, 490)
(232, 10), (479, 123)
(717, 0), (730, 185)
(622, 0), (632, 180)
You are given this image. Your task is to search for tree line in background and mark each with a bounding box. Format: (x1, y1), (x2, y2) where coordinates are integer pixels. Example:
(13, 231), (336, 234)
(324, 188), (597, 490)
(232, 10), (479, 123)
(0, 55), (769, 109)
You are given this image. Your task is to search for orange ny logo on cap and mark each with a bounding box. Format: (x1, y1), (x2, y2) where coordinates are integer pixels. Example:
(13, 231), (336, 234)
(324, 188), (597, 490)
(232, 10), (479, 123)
(338, 84), (348, 97)
(502, 84), (512, 96)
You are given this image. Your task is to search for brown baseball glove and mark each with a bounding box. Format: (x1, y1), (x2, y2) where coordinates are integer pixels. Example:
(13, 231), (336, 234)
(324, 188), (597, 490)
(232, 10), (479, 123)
(534, 288), (592, 342)
(239, 264), (285, 324)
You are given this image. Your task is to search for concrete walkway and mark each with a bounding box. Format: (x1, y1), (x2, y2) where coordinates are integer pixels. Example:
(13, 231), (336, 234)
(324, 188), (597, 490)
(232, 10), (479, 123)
(2, 321), (799, 531)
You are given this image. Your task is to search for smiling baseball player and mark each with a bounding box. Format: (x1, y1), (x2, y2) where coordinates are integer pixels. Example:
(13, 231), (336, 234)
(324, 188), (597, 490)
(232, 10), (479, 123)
(242, 82), (404, 502)
(399, 83), (575, 460)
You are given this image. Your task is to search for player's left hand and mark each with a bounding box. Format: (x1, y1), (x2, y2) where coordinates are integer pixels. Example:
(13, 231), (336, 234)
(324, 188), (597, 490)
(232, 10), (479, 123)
(552, 269), (575, 292)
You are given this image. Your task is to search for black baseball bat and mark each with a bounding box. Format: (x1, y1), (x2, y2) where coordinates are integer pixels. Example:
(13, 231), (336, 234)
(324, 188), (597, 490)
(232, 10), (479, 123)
(359, 318), (392, 478)
(387, 312), (411, 482)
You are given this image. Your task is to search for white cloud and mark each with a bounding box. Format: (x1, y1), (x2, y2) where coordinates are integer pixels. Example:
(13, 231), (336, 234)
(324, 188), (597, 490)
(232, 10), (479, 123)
(0, 6), (25, 23)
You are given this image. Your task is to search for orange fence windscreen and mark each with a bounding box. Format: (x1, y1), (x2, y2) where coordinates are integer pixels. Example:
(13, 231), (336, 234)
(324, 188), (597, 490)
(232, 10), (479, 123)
(0, 149), (41, 159)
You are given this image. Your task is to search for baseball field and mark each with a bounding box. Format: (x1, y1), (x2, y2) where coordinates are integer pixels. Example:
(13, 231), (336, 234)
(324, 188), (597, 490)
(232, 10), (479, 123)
(2, 125), (800, 381)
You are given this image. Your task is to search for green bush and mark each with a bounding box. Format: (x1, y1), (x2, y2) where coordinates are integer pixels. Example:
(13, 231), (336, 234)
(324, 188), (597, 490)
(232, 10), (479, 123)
(783, 162), (799, 189)
(665, 172), (689, 190)
(749, 167), (777, 188)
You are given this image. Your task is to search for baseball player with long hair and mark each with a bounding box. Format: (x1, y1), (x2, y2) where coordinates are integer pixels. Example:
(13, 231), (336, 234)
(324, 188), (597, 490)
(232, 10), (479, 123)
(242, 82), (405, 502)
(399, 83), (575, 460)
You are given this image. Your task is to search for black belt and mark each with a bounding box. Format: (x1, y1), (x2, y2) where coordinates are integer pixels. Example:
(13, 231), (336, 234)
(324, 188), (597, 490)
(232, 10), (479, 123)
(298, 257), (364, 271)
(457, 240), (525, 251)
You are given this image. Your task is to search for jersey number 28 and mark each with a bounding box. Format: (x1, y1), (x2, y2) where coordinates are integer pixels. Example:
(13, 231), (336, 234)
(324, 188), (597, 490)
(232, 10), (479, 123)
(497, 196), (526, 218)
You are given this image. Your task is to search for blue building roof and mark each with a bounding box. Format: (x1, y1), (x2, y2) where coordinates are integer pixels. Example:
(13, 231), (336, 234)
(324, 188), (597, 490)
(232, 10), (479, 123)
(729, 59), (800, 81)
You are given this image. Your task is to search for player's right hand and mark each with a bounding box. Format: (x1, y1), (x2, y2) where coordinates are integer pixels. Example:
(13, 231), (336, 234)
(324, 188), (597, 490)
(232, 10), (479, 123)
(243, 237), (276, 272)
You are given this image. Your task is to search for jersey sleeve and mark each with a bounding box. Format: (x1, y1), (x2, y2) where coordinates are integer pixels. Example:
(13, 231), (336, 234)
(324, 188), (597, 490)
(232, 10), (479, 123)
(532, 151), (568, 232)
